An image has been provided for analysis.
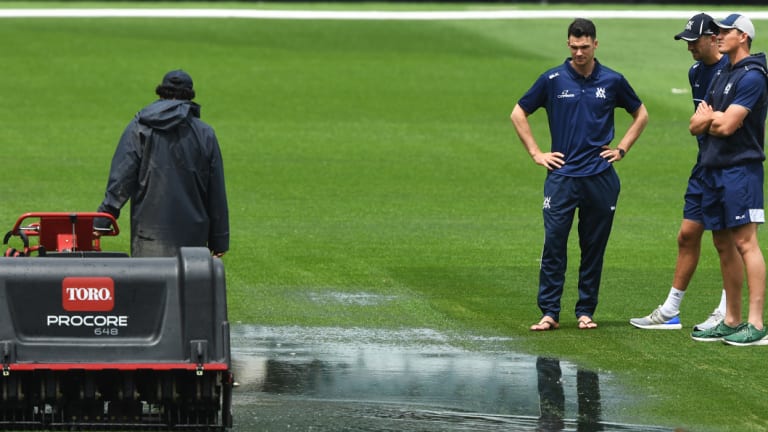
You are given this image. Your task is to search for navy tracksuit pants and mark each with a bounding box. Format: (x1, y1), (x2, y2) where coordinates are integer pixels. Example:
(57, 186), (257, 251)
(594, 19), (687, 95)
(538, 167), (620, 322)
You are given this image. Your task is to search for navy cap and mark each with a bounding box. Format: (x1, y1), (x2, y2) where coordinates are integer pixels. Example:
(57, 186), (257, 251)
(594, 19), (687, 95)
(160, 70), (193, 90)
(674, 13), (715, 41)
(712, 13), (756, 40)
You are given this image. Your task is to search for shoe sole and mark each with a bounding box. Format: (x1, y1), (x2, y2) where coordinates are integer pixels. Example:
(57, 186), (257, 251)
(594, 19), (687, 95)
(691, 335), (726, 342)
(630, 322), (682, 330)
(722, 337), (768, 347)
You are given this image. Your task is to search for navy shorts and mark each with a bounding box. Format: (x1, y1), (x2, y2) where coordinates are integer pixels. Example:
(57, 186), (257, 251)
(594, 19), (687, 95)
(701, 162), (765, 231)
(682, 163), (704, 223)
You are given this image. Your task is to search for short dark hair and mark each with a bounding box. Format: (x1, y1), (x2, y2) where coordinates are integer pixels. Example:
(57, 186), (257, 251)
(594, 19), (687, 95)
(568, 18), (596, 40)
(155, 85), (196, 101)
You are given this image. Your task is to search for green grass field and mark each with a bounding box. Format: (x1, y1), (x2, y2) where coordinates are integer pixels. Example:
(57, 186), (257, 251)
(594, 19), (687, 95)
(1, 3), (767, 431)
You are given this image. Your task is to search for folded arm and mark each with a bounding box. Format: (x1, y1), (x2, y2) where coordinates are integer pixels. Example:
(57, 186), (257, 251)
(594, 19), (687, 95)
(690, 101), (748, 137)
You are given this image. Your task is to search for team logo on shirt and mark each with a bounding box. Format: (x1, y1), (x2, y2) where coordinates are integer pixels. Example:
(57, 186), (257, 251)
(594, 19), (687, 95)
(548, 72), (560, 80)
(595, 88), (606, 99)
(724, 82), (732, 95)
(557, 90), (575, 99)
(543, 196), (551, 209)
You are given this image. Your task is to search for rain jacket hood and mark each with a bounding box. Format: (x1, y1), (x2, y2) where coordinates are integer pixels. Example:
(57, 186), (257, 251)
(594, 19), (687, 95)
(138, 99), (202, 131)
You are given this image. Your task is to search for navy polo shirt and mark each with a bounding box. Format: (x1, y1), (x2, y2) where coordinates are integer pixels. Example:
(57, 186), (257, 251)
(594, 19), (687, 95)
(691, 55), (729, 109)
(517, 58), (643, 177)
(690, 55), (729, 151)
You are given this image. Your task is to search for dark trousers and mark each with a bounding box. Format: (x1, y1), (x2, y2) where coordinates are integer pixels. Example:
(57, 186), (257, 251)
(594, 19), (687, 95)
(538, 167), (620, 322)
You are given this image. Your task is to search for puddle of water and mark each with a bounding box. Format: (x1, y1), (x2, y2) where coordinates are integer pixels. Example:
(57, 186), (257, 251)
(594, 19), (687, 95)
(307, 291), (399, 306)
(230, 325), (673, 432)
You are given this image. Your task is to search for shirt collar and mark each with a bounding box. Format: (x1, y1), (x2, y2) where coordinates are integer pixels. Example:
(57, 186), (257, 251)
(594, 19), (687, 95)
(564, 57), (601, 80)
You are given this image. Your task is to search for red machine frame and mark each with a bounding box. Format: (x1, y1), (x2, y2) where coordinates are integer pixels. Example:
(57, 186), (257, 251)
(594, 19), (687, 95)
(3, 212), (120, 256)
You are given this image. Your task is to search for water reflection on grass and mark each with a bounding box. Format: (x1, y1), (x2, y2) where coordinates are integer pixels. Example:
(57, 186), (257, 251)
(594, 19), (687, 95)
(230, 325), (673, 431)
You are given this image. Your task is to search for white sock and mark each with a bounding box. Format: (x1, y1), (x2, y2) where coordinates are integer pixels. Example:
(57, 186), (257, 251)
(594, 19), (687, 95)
(716, 289), (727, 314)
(660, 287), (685, 317)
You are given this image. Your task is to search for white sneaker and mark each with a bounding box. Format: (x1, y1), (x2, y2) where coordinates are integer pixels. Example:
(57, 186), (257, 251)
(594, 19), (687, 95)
(693, 309), (725, 331)
(629, 306), (682, 330)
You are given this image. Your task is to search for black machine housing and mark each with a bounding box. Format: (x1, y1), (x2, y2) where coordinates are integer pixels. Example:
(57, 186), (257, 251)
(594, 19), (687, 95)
(0, 213), (233, 430)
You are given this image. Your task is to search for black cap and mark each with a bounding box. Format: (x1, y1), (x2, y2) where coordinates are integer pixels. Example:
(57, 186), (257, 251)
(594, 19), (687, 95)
(674, 13), (715, 41)
(160, 70), (193, 90)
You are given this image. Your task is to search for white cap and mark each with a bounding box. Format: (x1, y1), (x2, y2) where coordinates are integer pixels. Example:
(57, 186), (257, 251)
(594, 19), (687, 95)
(713, 13), (756, 40)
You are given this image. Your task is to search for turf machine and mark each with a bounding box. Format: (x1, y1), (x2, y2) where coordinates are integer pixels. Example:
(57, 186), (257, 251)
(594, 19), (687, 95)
(0, 212), (233, 430)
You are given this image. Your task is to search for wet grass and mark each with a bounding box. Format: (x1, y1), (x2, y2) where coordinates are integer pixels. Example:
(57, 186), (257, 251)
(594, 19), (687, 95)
(1, 4), (767, 432)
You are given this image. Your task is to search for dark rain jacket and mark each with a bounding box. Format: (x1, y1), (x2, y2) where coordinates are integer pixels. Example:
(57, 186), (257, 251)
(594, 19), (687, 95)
(96, 99), (229, 257)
